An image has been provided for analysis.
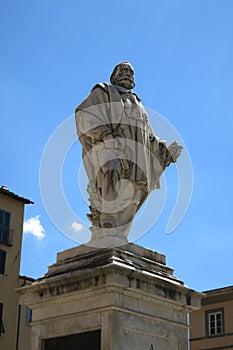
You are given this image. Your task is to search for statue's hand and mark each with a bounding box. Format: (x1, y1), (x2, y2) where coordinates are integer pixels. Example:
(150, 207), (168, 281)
(103, 134), (118, 149)
(168, 141), (183, 163)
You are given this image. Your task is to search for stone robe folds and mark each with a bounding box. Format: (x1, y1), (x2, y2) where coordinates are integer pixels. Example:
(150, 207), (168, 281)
(75, 83), (172, 230)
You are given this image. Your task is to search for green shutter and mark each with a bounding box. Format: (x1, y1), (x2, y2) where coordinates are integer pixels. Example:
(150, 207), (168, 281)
(0, 250), (6, 275)
(0, 210), (11, 244)
(0, 303), (5, 335)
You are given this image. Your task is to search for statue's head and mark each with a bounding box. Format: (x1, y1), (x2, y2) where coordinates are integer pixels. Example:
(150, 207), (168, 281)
(110, 62), (135, 90)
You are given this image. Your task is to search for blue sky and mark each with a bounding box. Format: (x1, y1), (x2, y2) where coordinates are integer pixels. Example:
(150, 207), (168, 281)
(1, 0), (233, 292)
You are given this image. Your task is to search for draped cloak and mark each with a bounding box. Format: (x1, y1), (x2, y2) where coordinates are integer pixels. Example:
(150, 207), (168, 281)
(75, 83), (172, 221)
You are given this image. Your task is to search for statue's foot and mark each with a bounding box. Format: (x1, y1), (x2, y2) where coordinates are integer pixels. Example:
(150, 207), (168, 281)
(88, 226), (128, 248)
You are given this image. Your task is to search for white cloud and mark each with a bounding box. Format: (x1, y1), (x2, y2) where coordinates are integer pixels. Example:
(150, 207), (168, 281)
(23, 216), (45, 240)
(71, 220), (84, 232)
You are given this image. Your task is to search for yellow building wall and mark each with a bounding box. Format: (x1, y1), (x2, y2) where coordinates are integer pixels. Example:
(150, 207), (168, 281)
(0, 194), (25, 350)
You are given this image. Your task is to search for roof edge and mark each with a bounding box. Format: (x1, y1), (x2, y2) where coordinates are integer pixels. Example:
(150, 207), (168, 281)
(19, 275), (36, 282)
(202, 285), (233, 294)
(0, 186), (34, 204)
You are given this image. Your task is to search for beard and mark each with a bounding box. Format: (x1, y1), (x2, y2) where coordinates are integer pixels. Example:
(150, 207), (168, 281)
(112, 75), (135, 90)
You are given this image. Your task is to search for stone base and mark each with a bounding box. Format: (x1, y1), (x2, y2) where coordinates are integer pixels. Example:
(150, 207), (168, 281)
(18, 243), (203, 350)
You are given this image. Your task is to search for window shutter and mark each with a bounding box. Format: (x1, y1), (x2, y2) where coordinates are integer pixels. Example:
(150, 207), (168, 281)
(0, 303), (5, 335)
(3, 212), (10, 227)
(0, 250), (6, 275)
(0, 210), (11, 244)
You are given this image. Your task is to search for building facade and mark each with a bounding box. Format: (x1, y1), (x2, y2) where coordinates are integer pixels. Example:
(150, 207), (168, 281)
(190, 286), (233, 349)
(0, 186), (34, 350)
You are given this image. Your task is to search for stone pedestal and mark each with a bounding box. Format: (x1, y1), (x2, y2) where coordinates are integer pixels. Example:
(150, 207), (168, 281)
(18, 243), (202, 350)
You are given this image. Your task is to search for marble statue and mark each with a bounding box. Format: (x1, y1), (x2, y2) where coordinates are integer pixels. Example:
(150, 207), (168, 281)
(75, 62), (182, 243)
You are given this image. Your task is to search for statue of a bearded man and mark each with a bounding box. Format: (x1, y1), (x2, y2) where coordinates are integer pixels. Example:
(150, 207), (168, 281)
(75, 62), (182, 245)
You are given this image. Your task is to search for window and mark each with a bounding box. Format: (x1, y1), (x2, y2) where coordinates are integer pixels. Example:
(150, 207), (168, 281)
(25, 307), (32, 325)
(206, 308), (224, 336)
(0, 303), (5, 336)
(0, 210), (11, 244)
(208, 312), (223, 335)
(0, 250), (6, 275)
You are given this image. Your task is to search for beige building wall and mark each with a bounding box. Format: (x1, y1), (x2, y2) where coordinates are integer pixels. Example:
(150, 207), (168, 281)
(17, 276), (34, 350)
(190, 286), (233, 349)
(0, 187), (33, 350)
